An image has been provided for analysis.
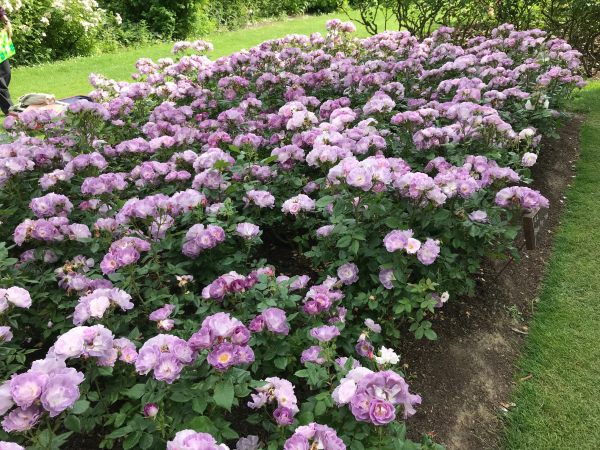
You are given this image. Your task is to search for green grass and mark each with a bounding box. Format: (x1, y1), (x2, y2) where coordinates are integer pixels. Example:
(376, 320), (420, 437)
(10, 13), (395, 100)
(504, 80), (600, 449)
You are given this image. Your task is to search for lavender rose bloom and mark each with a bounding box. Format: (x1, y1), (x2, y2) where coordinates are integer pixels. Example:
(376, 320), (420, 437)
(0, 383), (13, 416)
(316, 225), (334, 238)
(248, 315), (265, 333)
(417, 238), (440, 265)
(310, 325), (340, 342)
(383, 229), (413, 252)
(364, 319), (382, 333)
(230, 326), (251, 345)
(207, 343), (238, 371)
(337, 263), (359, 285)
(300, 346), (325, 365)
(167, 430), (229, 450)
(153, 355), (183, 383)
(40, 370), (84, 417)
(355, 339), (374, 358)
(378, 268), (395, 289)
(236, 436), (260, 450)
(236, 346), (255, 364)
(368, 399), (396, 425)
(284, 423), (345, 450)
(4, 287), (32, 308)
(283, 434), (310, 450)
(0, 326), (12, 343)
(468, 210), (488, 222)
(262, 308), (289, 335)
(236, 222), (261, 239)
(0, 442), (26, 450)
(149, 304), (175, 321)
(273, 406), (295, 426)
(1, 406), (42, 432)
(10, 372), (48, 408)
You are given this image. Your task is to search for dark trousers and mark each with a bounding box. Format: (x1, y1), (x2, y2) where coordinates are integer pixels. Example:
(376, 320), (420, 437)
(0, 59), (12, 114)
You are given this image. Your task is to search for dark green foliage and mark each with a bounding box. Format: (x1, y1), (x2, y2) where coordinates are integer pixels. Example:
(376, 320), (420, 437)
(536, 0), (600, 76)
(306, 0), (343, 13)
(98, 0), (201, 39)
(207, 0), (341, 30)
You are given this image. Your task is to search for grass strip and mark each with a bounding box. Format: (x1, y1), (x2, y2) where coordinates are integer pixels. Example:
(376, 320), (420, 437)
(504, 80), (600, 449)
(10, 12), (391, 99)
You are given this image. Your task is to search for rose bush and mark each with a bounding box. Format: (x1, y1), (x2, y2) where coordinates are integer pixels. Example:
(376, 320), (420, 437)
(0, 19), (584, 450)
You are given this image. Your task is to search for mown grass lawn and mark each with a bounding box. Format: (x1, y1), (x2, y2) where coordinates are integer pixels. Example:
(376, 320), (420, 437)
(504, 80), (600, 449)
(10, 12), (395, 100)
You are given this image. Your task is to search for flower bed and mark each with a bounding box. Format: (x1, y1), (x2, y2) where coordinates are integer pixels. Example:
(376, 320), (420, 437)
(0, 20), (585, 450)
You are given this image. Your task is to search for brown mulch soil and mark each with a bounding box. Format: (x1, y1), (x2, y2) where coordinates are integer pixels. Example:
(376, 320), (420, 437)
(400, 115), (585, 449)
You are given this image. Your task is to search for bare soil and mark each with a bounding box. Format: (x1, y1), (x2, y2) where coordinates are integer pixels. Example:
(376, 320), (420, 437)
(401, 115), (585, 449)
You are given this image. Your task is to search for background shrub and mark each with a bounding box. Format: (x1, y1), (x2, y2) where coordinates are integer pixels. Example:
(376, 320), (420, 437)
(97, 0), (202, 39)
(207, 0), (341, 31)
(345, 0), (600, 76)
(1, 0), (110, 66)
(535, 0), (600, 76)
(305, 0), (342, 13)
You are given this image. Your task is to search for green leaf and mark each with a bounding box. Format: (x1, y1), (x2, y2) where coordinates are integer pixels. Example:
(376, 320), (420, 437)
(384, 216), (403, 228)
(185, 416), (218, 435)
(351, 440), (366, 450)
(71, 399), (90, 415)
(336, 235), (352, 248)
(97, 366), (113, 376)
(139, 433), (154, 449)
(55, 431), (74, 447)
(123, 431), (142, 449)
(64, 415), (81, 433)
(274, 356), (288, 369)
(314, 400), (327, 416)
(107, 425), (133, 439)
(192, 396), (207, 414)
(297, 410), (314, 424)
(123, 383), (146, 399)
(107, 272), (124, 282)
(424, 328), (438, 340)
(316, 195), (335, 208)
(171, 389), (193, 402)
(414, 327), (424, 339)
(220, 423), (239, 440)
(114, 412), (127, 428)
(37, 429), (53, 447)
(213, 379), (235, 411)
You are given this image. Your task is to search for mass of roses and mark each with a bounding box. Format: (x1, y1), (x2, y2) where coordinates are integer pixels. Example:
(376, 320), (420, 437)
(0, 17), (584, 450)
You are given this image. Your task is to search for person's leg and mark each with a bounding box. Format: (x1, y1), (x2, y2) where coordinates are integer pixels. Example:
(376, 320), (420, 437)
(0, 59), (12, 114)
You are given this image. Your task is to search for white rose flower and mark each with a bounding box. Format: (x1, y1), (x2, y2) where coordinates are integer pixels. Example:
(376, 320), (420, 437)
(374, 346), (400, 365)
(521, 152), (538, 167)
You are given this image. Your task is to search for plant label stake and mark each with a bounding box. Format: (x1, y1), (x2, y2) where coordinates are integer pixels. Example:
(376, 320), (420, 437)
(522, 207), (549, 250)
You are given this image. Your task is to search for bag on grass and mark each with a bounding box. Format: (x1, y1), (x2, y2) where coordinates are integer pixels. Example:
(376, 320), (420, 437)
(9, 93), (57, 113)
(0, 30), (15, 63)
